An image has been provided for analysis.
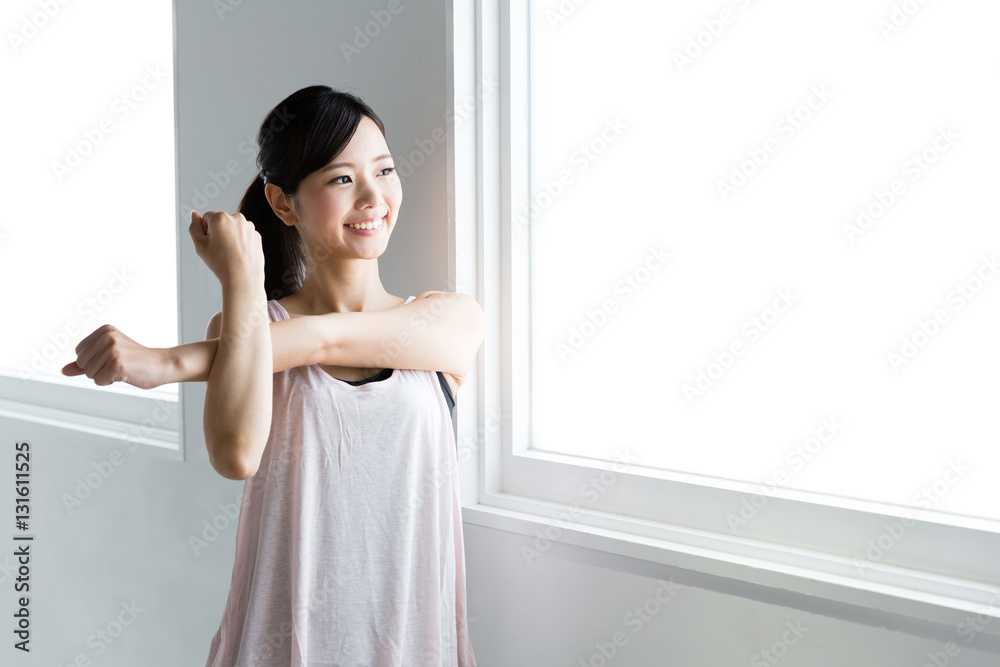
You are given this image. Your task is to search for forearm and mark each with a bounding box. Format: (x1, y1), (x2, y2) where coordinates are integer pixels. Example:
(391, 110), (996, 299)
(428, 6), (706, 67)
(163, 317), (326, 383)
(203, 282), (272, 476)
(163, 292), (482, 383)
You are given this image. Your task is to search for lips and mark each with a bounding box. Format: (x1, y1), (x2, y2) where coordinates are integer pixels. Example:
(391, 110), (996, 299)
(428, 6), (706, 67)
(344, 215), (386, 233)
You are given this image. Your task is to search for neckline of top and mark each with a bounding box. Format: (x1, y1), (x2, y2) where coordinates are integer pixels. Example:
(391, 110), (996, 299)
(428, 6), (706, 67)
(269, 296), (415, 390)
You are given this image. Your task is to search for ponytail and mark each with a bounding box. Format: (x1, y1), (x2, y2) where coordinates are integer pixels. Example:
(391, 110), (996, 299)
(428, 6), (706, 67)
(238, 173), (304, 300)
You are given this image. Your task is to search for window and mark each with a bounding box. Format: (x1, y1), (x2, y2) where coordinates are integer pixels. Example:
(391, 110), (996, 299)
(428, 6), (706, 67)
(458, 0), (1000, 619)
(0, 0), (179, 452)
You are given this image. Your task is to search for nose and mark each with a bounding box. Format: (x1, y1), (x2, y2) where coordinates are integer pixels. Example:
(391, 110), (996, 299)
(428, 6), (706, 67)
(355, 176), (383, 211)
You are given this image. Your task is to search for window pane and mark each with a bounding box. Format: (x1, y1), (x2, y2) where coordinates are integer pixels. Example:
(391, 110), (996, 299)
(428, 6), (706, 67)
(528, 1), (1000, 523)
(1, 0), (177, 397)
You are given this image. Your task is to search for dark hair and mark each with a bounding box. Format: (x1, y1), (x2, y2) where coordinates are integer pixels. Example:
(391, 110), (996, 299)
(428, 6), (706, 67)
(238, 86), (388, 300)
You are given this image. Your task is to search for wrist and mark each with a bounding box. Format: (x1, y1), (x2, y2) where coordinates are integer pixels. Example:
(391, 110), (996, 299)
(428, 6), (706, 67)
(220, 273), (266, 298)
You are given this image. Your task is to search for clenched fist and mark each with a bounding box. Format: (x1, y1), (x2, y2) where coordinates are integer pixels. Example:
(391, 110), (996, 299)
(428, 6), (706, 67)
(61, 324), (171, 389)
(189, 210), (265, 289)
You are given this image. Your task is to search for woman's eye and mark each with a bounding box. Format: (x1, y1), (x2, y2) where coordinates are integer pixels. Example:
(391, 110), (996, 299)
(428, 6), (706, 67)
(379, 167), (395, 176)
(330, 175), (351, 184)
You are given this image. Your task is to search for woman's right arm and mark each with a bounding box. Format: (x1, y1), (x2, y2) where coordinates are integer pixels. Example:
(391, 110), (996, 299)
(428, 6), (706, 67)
(201, 281), (272, 481)
(190, 211), (273, 482)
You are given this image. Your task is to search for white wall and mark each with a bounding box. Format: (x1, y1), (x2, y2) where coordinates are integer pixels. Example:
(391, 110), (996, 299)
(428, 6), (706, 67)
(463, 523), (1000, 666)
(2, 1), (997, 665)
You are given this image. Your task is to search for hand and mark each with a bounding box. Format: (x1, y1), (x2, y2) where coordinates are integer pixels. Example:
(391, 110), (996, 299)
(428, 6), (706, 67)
(189, 210), (265, 289)
(61, 325), (172, 389)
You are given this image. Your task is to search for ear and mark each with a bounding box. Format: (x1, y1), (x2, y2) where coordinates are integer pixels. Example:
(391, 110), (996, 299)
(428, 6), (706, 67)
(264, 182), (299, 227)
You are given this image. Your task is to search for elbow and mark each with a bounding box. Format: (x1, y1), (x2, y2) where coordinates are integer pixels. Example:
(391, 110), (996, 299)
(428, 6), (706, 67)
(207, 435), (261, 481)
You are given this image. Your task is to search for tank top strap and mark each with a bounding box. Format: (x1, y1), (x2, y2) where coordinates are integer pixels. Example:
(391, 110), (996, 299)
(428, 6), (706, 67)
(267, 299), (288, 322)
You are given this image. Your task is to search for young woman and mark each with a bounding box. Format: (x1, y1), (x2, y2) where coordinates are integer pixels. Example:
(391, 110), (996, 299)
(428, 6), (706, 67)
(63, 86), (482, 666)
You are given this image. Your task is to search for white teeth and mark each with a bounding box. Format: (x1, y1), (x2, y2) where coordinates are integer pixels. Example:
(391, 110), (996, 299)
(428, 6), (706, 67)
(347, 217), (384, 230)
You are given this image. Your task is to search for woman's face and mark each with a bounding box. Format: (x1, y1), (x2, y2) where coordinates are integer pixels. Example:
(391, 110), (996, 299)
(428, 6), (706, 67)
(290, 115), (401, 260)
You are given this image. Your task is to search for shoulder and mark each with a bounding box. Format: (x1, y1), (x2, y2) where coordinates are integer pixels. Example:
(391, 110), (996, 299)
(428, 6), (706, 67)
(413, 290), (484, 318)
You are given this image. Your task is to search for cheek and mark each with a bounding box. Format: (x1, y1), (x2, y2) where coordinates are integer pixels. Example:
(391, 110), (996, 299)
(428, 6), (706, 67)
(385, 181), (403, 211)
(312, 192), (350, 218)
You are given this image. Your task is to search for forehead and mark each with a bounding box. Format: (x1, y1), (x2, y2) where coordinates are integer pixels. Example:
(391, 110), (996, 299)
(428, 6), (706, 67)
(339, 115), (388, 155)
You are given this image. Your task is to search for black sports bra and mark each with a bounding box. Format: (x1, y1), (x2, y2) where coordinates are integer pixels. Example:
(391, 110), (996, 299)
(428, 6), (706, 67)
(339, 368), (456, 416)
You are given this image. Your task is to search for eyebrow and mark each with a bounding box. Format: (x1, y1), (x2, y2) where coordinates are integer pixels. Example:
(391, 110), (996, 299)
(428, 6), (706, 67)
(321, 153), (394, 171)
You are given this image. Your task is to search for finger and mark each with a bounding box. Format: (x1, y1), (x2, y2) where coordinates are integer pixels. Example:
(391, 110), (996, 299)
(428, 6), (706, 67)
(77, 336), (113, 380)
(189, 211), (207, 243)
(61, 361), (85, 377)
(74, 324), (114, 356)
(84, 345), (118, 386)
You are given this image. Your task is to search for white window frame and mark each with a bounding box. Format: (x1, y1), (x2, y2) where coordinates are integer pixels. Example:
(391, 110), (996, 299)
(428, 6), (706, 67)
(0, 1), (181, 458)
(450, 0), (1000, 629)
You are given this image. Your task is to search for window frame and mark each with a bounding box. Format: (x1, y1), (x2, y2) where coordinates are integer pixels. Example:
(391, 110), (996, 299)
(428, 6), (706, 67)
(452, 0), (1000, 628)
(0, 0), (182, 459)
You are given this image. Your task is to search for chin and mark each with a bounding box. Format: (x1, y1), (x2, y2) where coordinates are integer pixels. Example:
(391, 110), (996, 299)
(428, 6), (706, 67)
(359, 243), (390, 260)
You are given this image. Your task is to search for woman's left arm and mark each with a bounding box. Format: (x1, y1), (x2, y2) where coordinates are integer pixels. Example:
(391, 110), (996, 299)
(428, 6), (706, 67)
(313, 291), (485, 383)
(69, 292), (485, 387)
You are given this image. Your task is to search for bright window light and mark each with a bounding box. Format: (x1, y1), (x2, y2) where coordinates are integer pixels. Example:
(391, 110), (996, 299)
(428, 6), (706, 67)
(1, 0), (177, 398)
(527, 0), (999, 525)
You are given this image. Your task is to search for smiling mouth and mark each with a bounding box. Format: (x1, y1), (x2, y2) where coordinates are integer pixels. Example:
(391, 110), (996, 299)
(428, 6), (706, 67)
(345, 216), (385, 231)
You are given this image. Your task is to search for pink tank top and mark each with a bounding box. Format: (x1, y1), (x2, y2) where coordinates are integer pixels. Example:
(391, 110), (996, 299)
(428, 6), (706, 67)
(204, 297), (477, 666)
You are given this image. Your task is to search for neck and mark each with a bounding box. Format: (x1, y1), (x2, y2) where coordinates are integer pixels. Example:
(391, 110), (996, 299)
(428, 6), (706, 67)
(292, 253), (395, 314)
